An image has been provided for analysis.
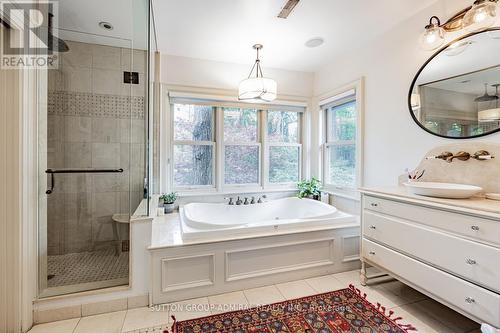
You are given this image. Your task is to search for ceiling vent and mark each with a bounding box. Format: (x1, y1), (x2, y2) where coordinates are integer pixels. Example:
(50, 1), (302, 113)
(277, 0), (300, 19)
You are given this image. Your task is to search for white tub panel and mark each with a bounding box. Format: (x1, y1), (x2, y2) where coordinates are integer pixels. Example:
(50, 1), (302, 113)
(225, 238), (334, 282)
(161, 254), (215, 292)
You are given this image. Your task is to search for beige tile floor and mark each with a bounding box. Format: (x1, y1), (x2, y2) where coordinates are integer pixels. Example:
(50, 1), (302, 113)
(29, 270), (482, 333)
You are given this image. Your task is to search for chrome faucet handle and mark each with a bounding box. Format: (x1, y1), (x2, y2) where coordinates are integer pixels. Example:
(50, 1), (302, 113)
(243, 197), (249, 205)
(236, 196), (242, 205)
(250, 197), (256, 204)
(257, 195), (267, 203)
(224, 197), (234, 205)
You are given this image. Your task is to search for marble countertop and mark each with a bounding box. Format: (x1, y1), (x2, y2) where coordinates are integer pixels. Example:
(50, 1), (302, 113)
(360, 186), (500, 220)
(149, 212), (360, 250)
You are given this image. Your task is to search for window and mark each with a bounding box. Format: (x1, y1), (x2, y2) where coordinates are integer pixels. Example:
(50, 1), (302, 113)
(223, 108), (260, 185)
(322, 89), (361, 192)
(267, 111), (301, 183)
(169, 98), (305, 192)
(172, 104), (215, 188)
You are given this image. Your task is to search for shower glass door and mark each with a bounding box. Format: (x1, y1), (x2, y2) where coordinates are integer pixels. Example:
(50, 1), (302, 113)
(39, 0), (150, 297)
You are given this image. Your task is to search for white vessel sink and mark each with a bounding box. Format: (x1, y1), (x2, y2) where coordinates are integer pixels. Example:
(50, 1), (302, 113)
(403, 182), (483, 199)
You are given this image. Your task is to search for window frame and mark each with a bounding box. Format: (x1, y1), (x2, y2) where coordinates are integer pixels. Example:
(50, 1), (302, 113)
(168, 98), (305, 194)
(264, 111), (303, 187)
(320, 79), (364, 198)
(221, 107), (262, 188)
(171, 104), (217, 191)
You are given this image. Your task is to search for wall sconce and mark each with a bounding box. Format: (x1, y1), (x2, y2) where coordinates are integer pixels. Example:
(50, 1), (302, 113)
(420, 16), (445, 50)
(420, 0), (499, 51)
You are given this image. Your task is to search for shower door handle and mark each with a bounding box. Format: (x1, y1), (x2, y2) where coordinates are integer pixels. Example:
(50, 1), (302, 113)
(45, 168), (124, 194)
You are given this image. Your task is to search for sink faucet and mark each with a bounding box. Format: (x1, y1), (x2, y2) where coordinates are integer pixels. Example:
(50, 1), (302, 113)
(426, 152), (453, 161)
(446, 151), (470, 163)
(235, 196), (243, 205)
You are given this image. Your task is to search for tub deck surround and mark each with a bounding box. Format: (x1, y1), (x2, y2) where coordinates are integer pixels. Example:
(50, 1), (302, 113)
(360, 186), (500, 328)
(149, 204), (360, 304)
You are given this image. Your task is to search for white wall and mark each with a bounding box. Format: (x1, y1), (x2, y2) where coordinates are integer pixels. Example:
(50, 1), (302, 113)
(161, 54), (314, 98)
(313, 0), (500, 187)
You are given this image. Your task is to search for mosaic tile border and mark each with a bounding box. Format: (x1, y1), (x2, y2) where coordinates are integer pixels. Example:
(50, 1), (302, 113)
(48, 91), (145, 119)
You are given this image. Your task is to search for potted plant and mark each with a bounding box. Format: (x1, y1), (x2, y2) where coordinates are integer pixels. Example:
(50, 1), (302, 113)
(297, 177), (322, 200)
(160, 192), (177, 213)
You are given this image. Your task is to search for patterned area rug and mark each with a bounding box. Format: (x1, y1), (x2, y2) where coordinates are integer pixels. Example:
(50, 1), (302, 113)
(162, 285), (416, 333)
(47, 247), (128, 287)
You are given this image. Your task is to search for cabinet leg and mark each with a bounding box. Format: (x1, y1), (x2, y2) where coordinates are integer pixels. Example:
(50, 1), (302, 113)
(360, 261), (368, 286)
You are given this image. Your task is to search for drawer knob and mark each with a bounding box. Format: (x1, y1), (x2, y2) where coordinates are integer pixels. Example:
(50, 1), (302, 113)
(471, 226), (480, 231)
(466, 259), (477, 265)
(369, 251), (376, 255)
(465, 297), (475, 304)
(370, 203), (378, 207)
(370, 225), (377, 230)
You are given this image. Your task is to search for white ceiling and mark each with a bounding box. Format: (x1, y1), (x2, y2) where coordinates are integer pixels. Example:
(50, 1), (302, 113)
(152, 0), (439, 72)
(56, 0), (148, 49)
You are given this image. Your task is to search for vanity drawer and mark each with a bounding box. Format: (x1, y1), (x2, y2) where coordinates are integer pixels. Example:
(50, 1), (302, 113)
(363, 239), (500, 327)
(364, 195), (500, 247)
(363, 211), (500, 293)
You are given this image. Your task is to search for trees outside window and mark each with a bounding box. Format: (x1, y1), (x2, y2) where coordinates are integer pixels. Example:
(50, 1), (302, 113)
(171, 103), (303, 192)
(173, 104), (215, 187)
(324, 100), (357, 189)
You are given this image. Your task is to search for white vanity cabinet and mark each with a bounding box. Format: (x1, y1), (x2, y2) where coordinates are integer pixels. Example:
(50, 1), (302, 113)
(360, 189), (500, 328)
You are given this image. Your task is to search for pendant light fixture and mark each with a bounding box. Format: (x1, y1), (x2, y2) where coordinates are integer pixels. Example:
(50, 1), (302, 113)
(238, 44), (277, 103)
(419, 16), (445, 51)
(462, 0), (498, 32)
(475, 83), (498, 102)
(479, 84), (500, 122)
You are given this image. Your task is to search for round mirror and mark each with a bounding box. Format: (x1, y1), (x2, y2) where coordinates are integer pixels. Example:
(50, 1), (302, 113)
(409, 28), (500, 138)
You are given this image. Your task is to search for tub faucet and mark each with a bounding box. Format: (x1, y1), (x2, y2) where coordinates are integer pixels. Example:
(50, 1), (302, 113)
(236, 197), (243, 205)
(224, 197), (234, 205)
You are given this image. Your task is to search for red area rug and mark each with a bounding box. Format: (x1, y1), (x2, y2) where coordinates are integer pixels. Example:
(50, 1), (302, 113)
(168, 285), (416, 333)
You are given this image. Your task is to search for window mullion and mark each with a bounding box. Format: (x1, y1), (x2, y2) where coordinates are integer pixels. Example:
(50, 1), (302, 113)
(216, 106), (223, 191)
(261, 110), (268, 189)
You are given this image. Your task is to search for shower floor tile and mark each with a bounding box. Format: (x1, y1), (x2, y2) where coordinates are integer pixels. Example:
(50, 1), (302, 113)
(47, 247), (129, 288)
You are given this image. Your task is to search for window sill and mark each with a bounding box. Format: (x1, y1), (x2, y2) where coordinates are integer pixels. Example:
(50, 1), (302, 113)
(177, 187), (298, 198)
(322, 189), (360, 202)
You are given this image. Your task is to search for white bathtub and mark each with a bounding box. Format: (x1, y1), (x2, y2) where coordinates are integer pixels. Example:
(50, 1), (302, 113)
(180, 197), (357, 241)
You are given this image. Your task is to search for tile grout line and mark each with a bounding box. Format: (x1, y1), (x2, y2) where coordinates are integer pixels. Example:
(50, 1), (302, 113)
(71, 317), (82, 333)
(119, 308), (127, 333)
(273, 284), (288, 300)
(302, 278), (320, 294)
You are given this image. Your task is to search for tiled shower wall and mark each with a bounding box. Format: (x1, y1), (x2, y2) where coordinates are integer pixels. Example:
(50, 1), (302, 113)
(47, 41), (146, 255)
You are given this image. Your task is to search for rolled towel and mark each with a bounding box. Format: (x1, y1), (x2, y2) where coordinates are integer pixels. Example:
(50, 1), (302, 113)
(481, 324), (500, 333)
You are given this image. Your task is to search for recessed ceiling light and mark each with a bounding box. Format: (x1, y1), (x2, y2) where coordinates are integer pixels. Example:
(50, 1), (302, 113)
(99, 21), (114, 31)
(305, 37), (324, 48)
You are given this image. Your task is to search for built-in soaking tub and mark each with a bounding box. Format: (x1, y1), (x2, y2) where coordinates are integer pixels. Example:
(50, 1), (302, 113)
(180, 197), (356, 241)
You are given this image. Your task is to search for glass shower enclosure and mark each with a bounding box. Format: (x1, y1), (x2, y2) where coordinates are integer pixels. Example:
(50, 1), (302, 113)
(38, 0), (150, 297)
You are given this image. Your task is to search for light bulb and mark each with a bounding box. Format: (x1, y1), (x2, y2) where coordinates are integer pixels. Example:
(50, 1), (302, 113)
(462, 0), (497, 32)
(420, 16), (445, 51)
